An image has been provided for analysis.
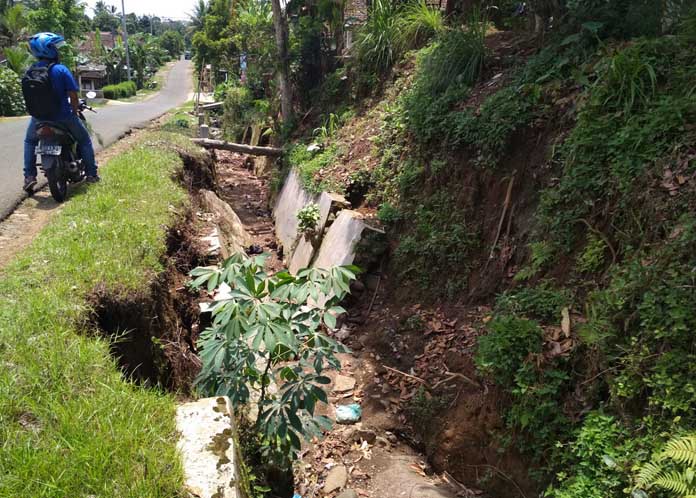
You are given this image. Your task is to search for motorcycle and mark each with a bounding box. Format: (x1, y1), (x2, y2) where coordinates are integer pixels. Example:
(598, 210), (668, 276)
(34, 92), (97, 202)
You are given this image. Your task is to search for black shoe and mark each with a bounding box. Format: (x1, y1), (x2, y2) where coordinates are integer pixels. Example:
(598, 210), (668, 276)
(23, 176), (37, 193)
(85, 175), (101, 184)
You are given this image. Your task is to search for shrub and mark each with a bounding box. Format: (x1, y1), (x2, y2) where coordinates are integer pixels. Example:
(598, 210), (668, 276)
(475, 316), (543, 386)
(538, 36), (695, 250)
(102, 81), (137, 99)
(222, 86), (269, 142)
(394, 190), (479, 297)
(545, 412), (632, 498)
(0, 66), (25, 116)
(402, 20), (489, 147)
(495, 281), (572, 323)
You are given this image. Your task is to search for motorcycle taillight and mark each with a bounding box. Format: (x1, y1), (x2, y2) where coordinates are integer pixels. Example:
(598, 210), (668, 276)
(37, 127), (55, 137)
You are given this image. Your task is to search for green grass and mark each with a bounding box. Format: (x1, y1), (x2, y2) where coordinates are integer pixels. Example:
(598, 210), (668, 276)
(0, 132), (196, 497)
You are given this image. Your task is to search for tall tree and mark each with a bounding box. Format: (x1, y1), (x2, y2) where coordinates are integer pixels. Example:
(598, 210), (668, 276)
(270, 0), (293, 127)
(92, 1), (119, 32)
(26, 0), (87, 41)
(189, 0), (208, 31)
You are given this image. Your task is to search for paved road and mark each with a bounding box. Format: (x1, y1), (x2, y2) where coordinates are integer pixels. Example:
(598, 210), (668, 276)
(0, 59), (193, 220)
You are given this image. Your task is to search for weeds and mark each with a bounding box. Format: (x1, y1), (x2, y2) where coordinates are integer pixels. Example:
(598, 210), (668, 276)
(353, 0), (400, 77)
(396, 0), (445, 51)
(297, 203), (321, 236)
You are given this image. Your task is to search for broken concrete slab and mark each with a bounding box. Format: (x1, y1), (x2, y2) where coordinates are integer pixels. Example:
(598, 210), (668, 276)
(199, 189), (252, 256)
(288, 191), (350, 274)
(273, 169), (318, 255)
(176, 397), (242, 498)
(333, 374), (356, 393)
(313, 210), (368, 269)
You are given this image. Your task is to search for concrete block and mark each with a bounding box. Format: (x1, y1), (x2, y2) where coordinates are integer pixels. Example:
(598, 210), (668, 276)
(288, 191), (349, 274)
(176, 397), (242, 498)
(273, 169), (318, 254)
(312, 210), (366, 269)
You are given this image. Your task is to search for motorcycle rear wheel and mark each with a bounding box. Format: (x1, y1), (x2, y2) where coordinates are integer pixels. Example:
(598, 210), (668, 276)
(46, 165), (68, 203)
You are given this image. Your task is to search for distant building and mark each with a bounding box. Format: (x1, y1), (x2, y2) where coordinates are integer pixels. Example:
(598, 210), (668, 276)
(77, 31), (118, 56)
(76, 64), (108, 94)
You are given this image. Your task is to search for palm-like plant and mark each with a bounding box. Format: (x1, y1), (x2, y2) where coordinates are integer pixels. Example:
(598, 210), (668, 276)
(1, 4), (28, 46)
(636, 435), (696, 497)
(396, 0), (445, 51)
(354, 0), (401, 75)
(189, 0), (208, 32)
(3, 45), (31, 75)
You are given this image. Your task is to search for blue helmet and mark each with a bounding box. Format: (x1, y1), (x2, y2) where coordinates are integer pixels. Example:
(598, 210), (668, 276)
(28, 32), (66, 60)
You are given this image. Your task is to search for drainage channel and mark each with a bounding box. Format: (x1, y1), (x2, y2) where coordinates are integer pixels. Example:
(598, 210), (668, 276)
(91, 146), (457, 498)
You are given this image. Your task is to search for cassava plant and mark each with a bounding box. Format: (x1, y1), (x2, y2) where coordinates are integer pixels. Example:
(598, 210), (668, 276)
(190, 253), (358, 466)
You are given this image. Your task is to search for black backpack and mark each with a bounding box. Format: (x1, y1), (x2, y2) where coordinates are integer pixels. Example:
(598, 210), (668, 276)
(22, 63), (60, 120)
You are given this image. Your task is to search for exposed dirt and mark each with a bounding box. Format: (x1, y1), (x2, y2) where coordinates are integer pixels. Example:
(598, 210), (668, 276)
(213, 149), (283, 271)
(295, 275), (536, 498)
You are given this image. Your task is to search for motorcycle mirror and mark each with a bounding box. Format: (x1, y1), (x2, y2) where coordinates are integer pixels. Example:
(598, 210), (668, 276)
(86, 91), (97, 99)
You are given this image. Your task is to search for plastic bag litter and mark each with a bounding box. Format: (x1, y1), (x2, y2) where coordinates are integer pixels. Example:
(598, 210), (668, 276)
(335, 403), (362, 424)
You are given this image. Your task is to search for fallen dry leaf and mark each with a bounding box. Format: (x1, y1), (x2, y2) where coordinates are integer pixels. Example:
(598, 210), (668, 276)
(561, 307), (571, 338)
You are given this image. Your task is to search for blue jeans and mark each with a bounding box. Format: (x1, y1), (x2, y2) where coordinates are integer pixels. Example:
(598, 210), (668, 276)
(24, 115), (98, 178)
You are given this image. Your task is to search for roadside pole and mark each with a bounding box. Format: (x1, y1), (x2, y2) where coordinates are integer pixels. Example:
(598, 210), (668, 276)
(121, 0), (132, 81)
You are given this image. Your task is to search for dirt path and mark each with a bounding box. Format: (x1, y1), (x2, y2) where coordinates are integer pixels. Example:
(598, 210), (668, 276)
(213, 150), (283, 271)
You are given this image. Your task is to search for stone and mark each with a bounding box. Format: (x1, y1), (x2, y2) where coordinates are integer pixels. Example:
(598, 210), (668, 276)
(336, 490), (359, 498)
(176, 397), (241, 498)
(333, 374), (356, 393)
(324, 465), (348, 494)
(199, 190), (252, 255)
(375, 436), (391, 448)
(352, 429), (377, 445)
(335, 326), (352, 341)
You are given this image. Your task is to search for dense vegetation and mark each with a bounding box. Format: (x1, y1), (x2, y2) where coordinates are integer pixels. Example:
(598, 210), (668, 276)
(189, 0), (696, 493)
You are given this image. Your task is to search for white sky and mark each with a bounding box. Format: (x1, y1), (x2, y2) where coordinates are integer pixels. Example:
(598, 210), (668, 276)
(83, 0), (195, 21)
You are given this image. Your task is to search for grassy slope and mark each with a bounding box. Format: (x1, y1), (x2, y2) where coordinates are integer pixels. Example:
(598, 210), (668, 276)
(0, 132), (196, 497)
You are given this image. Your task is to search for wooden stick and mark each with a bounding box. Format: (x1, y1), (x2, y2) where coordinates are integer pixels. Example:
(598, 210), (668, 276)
(489, 173), (516, 261)
(191, 139), (284, 157)
(383, 365), (428, 385)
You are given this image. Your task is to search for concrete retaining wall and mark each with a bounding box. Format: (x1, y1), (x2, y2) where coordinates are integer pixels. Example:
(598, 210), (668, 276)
(273, 168), (383, 273)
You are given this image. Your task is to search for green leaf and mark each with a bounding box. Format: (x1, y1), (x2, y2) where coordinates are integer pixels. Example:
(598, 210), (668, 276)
(323, 312), (337, 330)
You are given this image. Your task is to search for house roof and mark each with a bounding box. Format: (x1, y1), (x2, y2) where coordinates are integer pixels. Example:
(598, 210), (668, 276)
(76, 63), (107, 78)
(77, 31), (118, 55)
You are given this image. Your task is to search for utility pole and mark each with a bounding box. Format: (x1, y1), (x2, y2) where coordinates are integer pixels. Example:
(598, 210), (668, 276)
(121, 0), (132, 81)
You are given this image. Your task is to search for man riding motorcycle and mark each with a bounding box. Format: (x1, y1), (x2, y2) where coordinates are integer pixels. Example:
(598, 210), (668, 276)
(22, 32), (99, 193)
